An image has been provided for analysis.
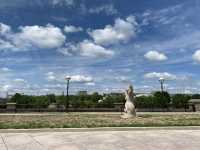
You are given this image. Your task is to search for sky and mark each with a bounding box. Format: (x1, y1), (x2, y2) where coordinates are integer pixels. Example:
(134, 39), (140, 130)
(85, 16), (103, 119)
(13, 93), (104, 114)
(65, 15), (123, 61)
(0, 0), (200, 96)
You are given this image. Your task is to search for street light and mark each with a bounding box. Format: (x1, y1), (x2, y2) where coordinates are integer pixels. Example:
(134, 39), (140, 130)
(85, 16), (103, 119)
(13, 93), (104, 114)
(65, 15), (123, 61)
(65, 76), (71, 111)
(159, 77), (165, 92)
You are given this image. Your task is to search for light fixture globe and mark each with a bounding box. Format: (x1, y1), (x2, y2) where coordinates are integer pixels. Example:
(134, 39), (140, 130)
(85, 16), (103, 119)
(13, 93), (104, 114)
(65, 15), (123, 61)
(159, 77), (165, 82)
(65, 76), (71, 81)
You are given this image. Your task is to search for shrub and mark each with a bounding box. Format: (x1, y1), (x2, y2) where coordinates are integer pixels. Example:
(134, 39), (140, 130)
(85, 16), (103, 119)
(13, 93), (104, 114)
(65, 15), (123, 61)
(153, 91), (171, 108)
(172, 94), (191, 108)
(135, 96), (154, 108)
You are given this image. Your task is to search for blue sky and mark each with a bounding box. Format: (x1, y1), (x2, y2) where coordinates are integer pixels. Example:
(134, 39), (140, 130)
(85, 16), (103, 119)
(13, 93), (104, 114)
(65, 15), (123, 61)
(0, 0), (200, 96)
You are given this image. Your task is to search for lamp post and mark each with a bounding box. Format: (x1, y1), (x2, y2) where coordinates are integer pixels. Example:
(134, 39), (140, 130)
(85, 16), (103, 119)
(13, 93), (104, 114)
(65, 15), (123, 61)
(65, 76), (71, 112)
(159, 77), (165, 93)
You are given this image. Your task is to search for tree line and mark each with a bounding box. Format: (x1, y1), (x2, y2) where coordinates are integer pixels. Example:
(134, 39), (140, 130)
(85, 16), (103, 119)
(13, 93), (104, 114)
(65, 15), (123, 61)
(3, 91), (200, 109)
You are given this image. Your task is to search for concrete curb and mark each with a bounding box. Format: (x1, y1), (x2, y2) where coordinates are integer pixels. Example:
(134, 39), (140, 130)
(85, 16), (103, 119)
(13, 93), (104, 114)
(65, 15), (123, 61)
(1, 126), (200, 133)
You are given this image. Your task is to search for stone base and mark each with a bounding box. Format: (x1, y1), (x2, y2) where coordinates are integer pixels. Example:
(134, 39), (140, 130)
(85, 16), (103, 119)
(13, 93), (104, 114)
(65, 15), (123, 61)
(121, 113), (136, 119)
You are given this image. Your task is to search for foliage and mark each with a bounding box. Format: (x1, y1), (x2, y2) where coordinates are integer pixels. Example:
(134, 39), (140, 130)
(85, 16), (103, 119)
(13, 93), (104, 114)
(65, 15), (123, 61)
(47, 94), (56, 103)
(97, 94), (124, 108)
(10, 93), (50, 108)
(135, 96), (154, 108)
(8, 91), (193, 109)
(191, 94), (200, 99)
(171, 94), (191, 108)
(153, 91), (171, 108)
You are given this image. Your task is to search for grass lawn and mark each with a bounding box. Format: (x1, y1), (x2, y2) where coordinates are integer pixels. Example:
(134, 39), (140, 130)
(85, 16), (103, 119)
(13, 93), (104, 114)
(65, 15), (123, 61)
(0, 112), (200, 129)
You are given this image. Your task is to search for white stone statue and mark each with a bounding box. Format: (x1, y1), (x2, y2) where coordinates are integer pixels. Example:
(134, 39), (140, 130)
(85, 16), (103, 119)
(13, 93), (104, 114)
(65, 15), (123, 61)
(122, 85), (136, 118)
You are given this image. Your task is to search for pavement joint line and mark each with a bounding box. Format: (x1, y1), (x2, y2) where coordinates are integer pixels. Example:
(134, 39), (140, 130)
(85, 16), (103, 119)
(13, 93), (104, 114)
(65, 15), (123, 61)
(27, 134), (44, 148)
(0, 135), (8, 150)
(1, 126), (200, 133)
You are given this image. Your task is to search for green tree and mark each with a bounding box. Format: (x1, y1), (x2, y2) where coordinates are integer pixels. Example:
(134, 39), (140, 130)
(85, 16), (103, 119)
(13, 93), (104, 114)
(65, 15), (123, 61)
(56, 95), (66, 105)
(153, 91), (171, 108)
(172, 94), (191, 108)
(135, 96), (154, 108)
(47, 94), (56, 103)
(191, 94), (200, 99)
(10, 93), (22, 103)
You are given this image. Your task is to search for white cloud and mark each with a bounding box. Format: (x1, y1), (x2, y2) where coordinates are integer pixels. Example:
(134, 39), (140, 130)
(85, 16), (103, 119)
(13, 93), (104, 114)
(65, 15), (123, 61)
(1, 67), (11, 72)
(144, 72), (177, 80)
(57, 47), (74, 56)
(44, 84), (64, 89)
(1, 84), (12, 92)
(66, 75), (93, 83)
(0, 23), (11, 35)
(79, 40), (114, 57)
(47, 75), (56, 81)
(13, 78), (27, 84)
(0, 39), (17, 51)
(46, 72), (56, 81)
(51, 0), (75, 7)
(144, 50), (168, 61)
(0, 22), (114, 59)
(64, 25), (83, 33)
(47, 72), (54, 76)
(88, 16), (138, 46)
(193, 50), (200, 63)
(58, 40), (114, 58)
(89, 4), (118, 15)
(46, 72), (94, 84)
(115, 76), (130, 83)
(0, 23), (17, 51)
(141, 4), (183, 26)
(85, 82), (95, 86)
(0, 23), (66, 51)
(13, 24), (66, 49)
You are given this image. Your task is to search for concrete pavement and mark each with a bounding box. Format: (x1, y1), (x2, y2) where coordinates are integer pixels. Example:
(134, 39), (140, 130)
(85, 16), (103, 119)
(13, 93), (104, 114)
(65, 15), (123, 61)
(0, 129), (200, 150)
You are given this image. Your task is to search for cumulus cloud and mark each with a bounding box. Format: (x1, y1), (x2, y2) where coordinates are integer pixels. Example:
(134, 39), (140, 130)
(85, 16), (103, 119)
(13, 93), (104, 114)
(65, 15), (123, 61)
(144, 50), (168, 61)
(0, 23), (17, 51)
(89, 4), (118, 15)
(46, 72), (94, 84)
(0, 23), (66, 51)
(78, 40), (114, 57)
(46, 72), (56, 81)
(64, 25), (83, 33)
(115, 76), (130, 83)
(13, 24), (66, 49)
(0, 76), (29, 93)
(1, 84), (12, 92)
(0, 21), (118, 59)
(88, 15), (138, 46)
(0, 39), (16, 51)
(69, 75), (93, 83)
(58, 40), (114, 58)
(193, 50), (200, 63)
(144, 72), (177, 80)
(13, 78), (27, 84)
(1, 67), (11, 72)
(51, 0), (75, 7)
(0, 22), (114, 59)
(85, 82), (95, 86)
(0, 23), (11, 35)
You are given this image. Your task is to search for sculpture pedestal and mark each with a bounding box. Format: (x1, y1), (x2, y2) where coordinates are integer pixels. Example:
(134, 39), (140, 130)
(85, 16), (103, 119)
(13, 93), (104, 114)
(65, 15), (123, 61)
(121, 115), (135, 118)
(121, 112), (136, 118)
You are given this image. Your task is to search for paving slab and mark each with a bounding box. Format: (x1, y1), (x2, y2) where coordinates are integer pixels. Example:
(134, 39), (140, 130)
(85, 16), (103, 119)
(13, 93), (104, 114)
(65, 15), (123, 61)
(0, 130), (200, 150)
(1, 133), (43, 150)
(0, 144), (7, 150)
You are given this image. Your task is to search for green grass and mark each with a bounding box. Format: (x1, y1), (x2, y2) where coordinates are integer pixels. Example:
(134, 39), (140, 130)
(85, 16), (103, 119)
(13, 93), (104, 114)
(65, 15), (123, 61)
(0, 112), (200, 129)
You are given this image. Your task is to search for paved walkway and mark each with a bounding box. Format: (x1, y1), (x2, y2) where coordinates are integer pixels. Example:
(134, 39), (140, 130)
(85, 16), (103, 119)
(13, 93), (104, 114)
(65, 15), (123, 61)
(0, 130), (200, 150)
